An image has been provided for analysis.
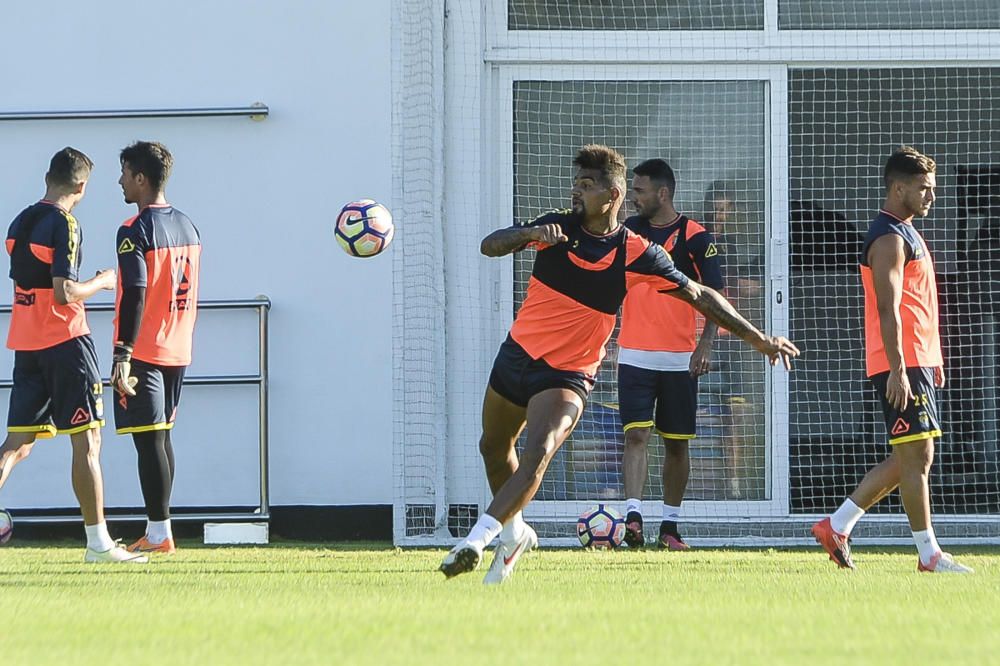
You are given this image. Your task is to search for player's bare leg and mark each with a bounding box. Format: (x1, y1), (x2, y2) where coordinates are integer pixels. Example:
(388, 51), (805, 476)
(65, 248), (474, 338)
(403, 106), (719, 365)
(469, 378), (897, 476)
(895, 438), (933, 533)
(479, 386), (527, 494)
(70, 428), (105, 527)
(441, 388), (581, 579)
(0, 433), (37, 492)
(814, 448), (902, 570)
(476, 387), (538, 584)
(893, 437), (968, 572)
(658, 439), (690, 550)
(813, 448), (900, 570)
(622, 426), (651, 547)
(850, 453), (901, 510)
(486, 388), (582, 522)
(71, 428), (147, 563)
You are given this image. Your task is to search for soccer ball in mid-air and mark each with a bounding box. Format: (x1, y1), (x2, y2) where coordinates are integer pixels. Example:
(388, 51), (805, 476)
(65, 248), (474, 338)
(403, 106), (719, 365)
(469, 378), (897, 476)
(334, 199), (394, 258)
(0, 508), (12, 544)
(577, 504), (625, 549)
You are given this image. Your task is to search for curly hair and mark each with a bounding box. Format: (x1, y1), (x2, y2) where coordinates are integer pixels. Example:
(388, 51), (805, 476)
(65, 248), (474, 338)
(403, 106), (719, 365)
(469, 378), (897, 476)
(573, 144), (627, 193)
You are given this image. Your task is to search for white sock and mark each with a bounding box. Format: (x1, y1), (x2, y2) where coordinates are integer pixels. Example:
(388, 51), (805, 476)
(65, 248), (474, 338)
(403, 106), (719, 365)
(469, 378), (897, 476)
(465, 514), (502, 550)
(147, 519), (172, 544)
(830, 498), (865, 536)
(500, 511), (526, 544)
(913, 527), (941, 565)
(625, 498), (642, 517)
(662, 503), (681, 522)
(84, 522), (116, 552)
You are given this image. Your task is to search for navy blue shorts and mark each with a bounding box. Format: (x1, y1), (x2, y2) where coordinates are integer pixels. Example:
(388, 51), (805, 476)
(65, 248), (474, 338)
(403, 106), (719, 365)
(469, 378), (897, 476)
(617, 363), (697, 439)
(870, 366), (942, 445)
(113, 359), (186, 434)
(488, 336), (594, 408)
(7, 334), (104, 437)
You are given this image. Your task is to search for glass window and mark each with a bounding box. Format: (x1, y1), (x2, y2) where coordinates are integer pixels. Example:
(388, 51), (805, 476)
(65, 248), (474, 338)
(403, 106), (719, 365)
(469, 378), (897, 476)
(512, 79), (769, 501)
(509, 0), (763, 31)
(788, 68), (1000, 514)
(780, 0), (1000, 30)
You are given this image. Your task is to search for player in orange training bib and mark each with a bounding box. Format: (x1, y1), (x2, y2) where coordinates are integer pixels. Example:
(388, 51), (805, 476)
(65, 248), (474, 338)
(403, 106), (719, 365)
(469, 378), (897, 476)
(112, 142), (201, 555)
(812, 147), (972, 574)
(439, 145), (799, 584)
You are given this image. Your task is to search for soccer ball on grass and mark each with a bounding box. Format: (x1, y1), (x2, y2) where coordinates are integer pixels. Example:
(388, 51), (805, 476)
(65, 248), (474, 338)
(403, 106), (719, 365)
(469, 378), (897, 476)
(577, 504), (625, 549)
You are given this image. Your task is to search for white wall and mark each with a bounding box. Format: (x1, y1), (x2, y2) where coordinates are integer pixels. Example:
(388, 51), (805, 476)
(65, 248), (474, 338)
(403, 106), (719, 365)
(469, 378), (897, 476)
(0, 1), (393, 507)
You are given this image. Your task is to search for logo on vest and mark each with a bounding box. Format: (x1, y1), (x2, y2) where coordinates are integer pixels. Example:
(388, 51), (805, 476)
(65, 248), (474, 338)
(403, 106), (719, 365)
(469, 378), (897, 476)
(14, 292), (35, 306)
(171, 256), (195, 311)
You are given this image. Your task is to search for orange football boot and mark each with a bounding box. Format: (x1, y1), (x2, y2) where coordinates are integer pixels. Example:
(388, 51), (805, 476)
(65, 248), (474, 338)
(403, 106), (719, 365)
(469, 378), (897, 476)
(127, 536), (177, 554)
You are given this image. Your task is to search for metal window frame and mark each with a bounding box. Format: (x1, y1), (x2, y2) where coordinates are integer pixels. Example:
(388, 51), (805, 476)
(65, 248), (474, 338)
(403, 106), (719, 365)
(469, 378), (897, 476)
(490, 65), (789, 522)
(0, 105), (269, 122)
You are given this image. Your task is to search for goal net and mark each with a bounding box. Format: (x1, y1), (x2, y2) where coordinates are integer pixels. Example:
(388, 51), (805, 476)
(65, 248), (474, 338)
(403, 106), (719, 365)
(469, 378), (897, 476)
(393, 0), (1000, 545)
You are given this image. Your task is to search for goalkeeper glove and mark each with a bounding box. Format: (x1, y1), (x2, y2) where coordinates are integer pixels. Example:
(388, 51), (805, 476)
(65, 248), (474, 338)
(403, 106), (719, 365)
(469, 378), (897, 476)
(111, 343), (138, 397)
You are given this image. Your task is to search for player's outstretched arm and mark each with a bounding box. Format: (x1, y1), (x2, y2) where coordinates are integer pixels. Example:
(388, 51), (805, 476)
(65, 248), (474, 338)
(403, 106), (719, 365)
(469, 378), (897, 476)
(670, 281), (800, 370)
(480, 224), (567, 257)
(52, 270), (116, 305)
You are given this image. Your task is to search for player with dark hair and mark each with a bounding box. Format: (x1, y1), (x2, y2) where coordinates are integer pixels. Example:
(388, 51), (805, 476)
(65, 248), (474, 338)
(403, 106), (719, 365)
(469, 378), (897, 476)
(440, 144), (799, 583)
(812, 146), (972, 573)
(0, 148), (146, 562)
(113, 141), (201, 555)
(618, 159), (724, 550)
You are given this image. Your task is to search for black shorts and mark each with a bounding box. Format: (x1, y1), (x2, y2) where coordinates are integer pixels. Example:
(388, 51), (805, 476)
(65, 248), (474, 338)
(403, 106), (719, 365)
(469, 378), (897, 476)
(870, 367), (942, 445)
(7, 335), (104, 438)
(113, 359), (186, 435)
(488, 335), (594, 408)
(617, 363), (697, 439)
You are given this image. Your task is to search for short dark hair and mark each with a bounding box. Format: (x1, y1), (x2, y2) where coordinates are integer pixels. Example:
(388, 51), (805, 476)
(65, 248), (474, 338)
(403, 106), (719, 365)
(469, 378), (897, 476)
(573, 144), (627, 193)
(884, 146), (936, 187)
(703, 180), (735, 213)
(47, 147), (93, 190)
(120, 141), (174, 191)
(632, 159), (676, 197)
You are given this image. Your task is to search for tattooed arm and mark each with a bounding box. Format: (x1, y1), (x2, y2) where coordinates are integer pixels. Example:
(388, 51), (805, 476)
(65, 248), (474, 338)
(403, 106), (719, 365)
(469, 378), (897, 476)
(480, 223), (568, 257)
(670, 281), (799, 369)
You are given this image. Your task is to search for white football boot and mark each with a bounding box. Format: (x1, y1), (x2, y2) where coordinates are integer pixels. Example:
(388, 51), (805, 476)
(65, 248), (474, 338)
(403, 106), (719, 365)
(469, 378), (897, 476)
(84, 543), (149, 564)
(917, 551), (974, 574)
(483, 524), (537, 585)
(439, 539), (483, 578)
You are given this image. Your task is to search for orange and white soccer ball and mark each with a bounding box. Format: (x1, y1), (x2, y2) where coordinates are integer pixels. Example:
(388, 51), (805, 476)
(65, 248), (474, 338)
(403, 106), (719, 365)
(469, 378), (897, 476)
(334, 199), (394, 258)
(577, 504), (625, 549)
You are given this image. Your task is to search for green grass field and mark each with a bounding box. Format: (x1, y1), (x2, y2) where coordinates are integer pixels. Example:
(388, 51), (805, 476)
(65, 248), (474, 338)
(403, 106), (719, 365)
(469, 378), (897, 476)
(1, 541), (998, 665)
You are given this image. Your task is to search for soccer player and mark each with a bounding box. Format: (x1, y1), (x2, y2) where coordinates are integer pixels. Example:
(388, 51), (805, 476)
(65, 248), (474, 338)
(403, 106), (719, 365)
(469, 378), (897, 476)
(0, 148), (147, 563)
(112, 141), (201, 555)
(439, 145), (799, 583)
(812, 147), (972, 573)
(618, 159), (724, 550)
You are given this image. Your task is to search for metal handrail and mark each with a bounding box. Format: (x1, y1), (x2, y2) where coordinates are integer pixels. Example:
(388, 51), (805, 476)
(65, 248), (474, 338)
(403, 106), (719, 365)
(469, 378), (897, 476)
(0, 296), (271, 523)
(0, 105), (269, 121)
